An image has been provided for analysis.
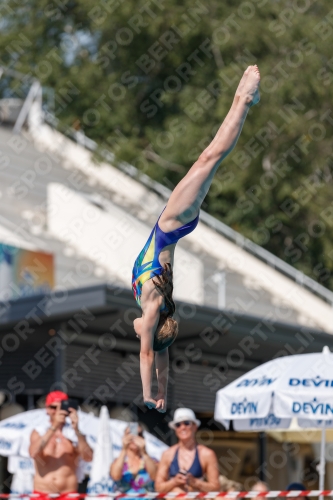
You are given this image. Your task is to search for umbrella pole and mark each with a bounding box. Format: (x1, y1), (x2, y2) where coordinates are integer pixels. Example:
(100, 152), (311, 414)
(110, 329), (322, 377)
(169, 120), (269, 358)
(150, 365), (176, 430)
(319, 425), (326, 500)
(258, 432), (266, 481)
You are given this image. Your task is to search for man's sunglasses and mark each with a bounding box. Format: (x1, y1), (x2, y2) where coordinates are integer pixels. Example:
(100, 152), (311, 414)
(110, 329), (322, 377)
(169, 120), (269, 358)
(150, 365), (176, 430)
(47, 405), (58, 410)
(175, 420), (191, 428)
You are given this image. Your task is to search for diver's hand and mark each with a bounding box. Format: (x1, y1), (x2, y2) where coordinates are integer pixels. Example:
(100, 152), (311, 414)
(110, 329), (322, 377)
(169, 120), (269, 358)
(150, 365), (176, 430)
(144, 395), (166, 412)
(144, 397), (157, 410)
(155, 394), (166, 413)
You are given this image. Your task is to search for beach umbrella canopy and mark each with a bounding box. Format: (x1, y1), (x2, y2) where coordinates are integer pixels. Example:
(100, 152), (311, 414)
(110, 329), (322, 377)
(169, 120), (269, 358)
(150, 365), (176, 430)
(266, 418), (333, 444)
(0, 408), (168, 460)
(215, 346), (333, 490)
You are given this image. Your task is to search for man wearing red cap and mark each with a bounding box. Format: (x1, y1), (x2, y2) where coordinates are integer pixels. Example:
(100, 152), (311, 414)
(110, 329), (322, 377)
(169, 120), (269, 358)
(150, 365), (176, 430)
(29, 391), (93, 496)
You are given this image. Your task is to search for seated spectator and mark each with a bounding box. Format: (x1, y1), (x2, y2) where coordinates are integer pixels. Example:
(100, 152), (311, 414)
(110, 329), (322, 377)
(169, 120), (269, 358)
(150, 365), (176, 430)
(155, 408), (219, 493)
(110, 424), (157, 493)
(29, 391), (93, 495)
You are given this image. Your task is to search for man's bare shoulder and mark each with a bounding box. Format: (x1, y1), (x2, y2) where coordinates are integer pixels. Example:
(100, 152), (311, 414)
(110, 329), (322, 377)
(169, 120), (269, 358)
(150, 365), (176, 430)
(30, 429), (40, 441)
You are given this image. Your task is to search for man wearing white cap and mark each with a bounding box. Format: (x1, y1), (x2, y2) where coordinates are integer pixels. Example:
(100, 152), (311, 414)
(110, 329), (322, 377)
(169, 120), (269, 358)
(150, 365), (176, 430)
(155, 408), (219, 493)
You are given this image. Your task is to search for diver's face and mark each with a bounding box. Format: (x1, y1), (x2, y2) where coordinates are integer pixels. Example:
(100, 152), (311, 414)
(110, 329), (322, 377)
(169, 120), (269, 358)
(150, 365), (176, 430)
(133, 317), (143, 338)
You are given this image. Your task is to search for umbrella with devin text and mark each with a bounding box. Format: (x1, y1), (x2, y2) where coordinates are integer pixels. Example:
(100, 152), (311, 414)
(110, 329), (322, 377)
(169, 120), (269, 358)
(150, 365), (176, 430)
(215, 346), (333, 490)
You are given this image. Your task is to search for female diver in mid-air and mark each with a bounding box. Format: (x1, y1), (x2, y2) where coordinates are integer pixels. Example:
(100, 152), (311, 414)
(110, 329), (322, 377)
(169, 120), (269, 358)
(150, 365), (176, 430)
(132, 65), (261, 412)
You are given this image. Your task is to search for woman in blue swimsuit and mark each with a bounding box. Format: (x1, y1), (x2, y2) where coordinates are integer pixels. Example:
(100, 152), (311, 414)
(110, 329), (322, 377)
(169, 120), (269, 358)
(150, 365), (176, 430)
(154, 408), (219, 493)
(132, 66), (261, 412)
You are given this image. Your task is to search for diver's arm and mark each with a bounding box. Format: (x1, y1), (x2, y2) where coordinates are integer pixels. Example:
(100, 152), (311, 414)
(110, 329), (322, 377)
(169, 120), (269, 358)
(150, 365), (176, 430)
(140, 305), (160, 408)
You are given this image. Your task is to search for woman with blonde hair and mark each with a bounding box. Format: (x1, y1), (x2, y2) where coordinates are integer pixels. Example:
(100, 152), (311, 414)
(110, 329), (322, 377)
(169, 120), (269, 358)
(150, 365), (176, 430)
(132, 66), (261, 412)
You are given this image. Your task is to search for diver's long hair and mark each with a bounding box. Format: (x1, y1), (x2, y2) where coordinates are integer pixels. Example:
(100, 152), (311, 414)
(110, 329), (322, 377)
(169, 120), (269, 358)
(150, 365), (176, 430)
(152, 263), (178, 351)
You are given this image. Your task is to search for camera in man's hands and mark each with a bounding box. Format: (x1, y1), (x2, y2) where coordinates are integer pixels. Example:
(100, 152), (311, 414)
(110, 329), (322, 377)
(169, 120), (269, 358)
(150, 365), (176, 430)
(60, 398), (79, 414)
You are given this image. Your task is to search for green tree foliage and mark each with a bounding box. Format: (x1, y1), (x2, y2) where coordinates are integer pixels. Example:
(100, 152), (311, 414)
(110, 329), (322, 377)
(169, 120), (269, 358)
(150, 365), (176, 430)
(1, 0), (333, 290)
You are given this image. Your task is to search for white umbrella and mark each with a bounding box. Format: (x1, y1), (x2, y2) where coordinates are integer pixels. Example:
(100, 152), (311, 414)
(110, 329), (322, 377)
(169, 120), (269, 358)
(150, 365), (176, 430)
(87, 406), (113, 494)
(0, 408), (168, 460)
(215, 346), (333, 490)
(8, 456), (34, 494)
(266, 417), (333, 444)
(0, 409), (98, 459)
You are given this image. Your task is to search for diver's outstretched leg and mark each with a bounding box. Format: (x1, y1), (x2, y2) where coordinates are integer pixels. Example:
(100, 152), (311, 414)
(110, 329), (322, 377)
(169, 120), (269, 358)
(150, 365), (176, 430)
(159, 65), (260, 231)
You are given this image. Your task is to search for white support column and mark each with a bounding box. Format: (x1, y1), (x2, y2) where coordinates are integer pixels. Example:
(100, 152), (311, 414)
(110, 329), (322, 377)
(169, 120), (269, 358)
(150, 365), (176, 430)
(319, 426), (326, 500)
(13, 80), (41, 133)
(212, 271), (226, 309)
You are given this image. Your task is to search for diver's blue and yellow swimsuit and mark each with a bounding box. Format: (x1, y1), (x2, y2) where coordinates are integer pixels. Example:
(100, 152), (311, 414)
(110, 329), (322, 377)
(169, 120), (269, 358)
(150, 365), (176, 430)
(132, 209), (199, 307)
